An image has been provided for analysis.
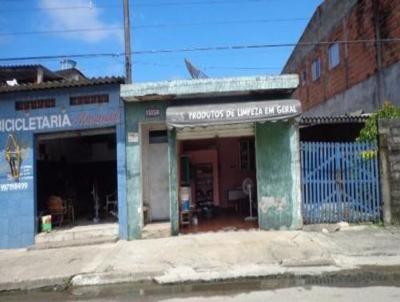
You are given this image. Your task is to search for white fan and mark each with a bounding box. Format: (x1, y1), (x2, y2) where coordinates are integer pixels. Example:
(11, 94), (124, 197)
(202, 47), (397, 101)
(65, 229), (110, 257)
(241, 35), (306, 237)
(242, 178), (257, 221)
(91, 182), (100, 223)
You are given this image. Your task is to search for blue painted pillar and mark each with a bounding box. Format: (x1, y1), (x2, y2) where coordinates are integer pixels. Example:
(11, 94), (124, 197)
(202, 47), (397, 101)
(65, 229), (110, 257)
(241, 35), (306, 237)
(116, 115), (128, 240)
(125, 124), (142, 240)
(168, 129), (179, 235)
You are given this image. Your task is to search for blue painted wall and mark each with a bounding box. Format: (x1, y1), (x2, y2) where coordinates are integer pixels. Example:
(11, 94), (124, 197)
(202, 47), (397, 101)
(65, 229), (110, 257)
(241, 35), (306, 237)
(0, 84), (127, 249)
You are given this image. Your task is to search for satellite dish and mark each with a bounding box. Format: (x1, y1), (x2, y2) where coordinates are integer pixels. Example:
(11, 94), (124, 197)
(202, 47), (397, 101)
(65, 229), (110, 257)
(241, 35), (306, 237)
(184, 58), (209, 79)
(242, 178), (257, 222)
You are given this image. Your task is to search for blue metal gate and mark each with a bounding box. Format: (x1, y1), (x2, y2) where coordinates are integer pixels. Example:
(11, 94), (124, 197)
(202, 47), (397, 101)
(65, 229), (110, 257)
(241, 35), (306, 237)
(301, 142), (381, 224)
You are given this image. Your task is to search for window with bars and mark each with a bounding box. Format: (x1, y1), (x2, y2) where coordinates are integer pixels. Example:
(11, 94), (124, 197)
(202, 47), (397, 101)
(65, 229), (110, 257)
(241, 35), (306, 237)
(70, 94), (109, 106)
(15, 99), (55, 111)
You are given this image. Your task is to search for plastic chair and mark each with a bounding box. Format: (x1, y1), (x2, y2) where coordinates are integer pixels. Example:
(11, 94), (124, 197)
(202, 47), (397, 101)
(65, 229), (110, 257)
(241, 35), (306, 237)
(46, 195), (74, 227)
(105, 192), (118, 216)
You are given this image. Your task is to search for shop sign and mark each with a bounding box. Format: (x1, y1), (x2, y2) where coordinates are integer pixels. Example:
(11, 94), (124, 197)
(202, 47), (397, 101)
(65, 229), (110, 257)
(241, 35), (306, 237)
(166, 99), (301, 128)
(1, 134), (31, 191)
(0, 110), (120, 133)
(0, 182), (28, 192)
(145, 108), (161, 118)
(0, 114), (72, 133)
(76, 111), (119, 127)
(5, 134), (21, 180)
(127, 132), (139, 143)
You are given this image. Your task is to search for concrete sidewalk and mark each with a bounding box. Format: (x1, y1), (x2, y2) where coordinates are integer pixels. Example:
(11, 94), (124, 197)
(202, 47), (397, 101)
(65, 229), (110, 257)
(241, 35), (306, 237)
(1, 225), (400, 292)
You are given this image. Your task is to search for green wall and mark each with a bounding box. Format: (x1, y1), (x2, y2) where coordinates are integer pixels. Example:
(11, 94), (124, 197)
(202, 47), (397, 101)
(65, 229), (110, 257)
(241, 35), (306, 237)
(125, 101), (168, 239)
(125, 101), (302, 239)
(255, 121), (302, 230)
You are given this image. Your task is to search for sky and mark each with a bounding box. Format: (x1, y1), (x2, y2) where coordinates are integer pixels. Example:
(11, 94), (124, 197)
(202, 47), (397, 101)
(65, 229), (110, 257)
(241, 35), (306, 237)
(0, 0), (322, 82)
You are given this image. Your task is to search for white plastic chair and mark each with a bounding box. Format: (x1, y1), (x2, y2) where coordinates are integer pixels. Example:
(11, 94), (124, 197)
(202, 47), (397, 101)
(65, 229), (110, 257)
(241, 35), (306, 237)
(105, 192), (118, 217)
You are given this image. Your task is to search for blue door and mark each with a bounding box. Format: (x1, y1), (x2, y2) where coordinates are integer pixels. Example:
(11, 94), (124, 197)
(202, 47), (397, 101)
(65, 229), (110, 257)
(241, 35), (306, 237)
(301, 142), (381, 224)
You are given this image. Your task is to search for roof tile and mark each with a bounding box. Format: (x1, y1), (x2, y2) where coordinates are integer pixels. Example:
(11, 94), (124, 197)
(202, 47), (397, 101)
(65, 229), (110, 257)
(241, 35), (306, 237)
(0, 76), (124, 93)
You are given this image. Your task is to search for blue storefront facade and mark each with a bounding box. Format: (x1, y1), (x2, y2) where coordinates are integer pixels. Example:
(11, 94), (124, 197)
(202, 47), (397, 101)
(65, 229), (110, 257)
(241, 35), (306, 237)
(0, 78), (127, 249)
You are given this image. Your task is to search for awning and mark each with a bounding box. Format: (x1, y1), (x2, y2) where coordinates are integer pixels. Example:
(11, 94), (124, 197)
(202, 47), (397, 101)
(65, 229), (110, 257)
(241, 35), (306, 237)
(166, 99), (301, 128)
(176, 123), (255, 140)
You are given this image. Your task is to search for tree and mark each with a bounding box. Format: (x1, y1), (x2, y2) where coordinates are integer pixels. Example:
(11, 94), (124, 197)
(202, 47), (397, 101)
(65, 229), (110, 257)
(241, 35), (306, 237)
(357, 102), (400, 142)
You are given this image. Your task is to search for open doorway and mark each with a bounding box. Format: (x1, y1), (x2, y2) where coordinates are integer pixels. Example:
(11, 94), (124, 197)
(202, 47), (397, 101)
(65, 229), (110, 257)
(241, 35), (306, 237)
(178, 136), (258, 233)
(140, 123), (171, 239)
(35, 128), (118, 230)
(141, 123), (170, 224)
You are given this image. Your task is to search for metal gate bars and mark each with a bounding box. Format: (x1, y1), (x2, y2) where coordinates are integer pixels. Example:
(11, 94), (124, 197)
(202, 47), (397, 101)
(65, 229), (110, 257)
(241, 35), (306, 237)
(301, 142), (381, 224)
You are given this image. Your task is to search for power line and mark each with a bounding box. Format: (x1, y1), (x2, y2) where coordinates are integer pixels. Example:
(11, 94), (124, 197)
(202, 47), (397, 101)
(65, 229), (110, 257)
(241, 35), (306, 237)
(0, 18), (308, 37)
(0, 0), (275, 13)
(134, 60), (281, 71)
(125, 17), (309, 28)
(47, 59), (279, 74)
(133, 0), (274, 7)
(204, 65), (281, 71)
(0, 4), (115, 13)
(1, 38), (399, 63)
(0, 27), (122, 37)
(55, 59), (280, 74)
(131, 38), (400, 55)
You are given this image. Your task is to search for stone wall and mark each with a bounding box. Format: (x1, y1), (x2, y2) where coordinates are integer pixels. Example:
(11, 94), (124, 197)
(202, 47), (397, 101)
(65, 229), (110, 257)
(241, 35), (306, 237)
(379, 119), (400, 225)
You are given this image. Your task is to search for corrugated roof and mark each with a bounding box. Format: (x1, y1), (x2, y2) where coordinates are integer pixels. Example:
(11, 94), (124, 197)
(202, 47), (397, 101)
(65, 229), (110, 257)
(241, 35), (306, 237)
(0, 64), (63, 83)
(54, 68), (87, 80)
(121, 75), (299, 102)
(0, 76), (124, 94)
(0, 64), (44, 69)
(300, 115), (370, 125)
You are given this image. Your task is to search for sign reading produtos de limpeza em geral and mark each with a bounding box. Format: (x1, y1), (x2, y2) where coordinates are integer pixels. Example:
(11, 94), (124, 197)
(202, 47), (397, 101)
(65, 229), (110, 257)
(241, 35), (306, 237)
(166, 99), (301, 128)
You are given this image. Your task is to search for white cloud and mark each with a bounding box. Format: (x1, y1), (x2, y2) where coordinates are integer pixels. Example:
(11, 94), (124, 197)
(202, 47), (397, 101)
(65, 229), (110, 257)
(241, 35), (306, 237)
(39, 0), (122, 43)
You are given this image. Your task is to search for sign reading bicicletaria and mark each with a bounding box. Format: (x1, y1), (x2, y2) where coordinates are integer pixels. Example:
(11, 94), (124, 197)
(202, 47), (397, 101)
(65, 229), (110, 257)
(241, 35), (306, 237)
(166, 99), (301, 128)
(0, 111), (120, 133)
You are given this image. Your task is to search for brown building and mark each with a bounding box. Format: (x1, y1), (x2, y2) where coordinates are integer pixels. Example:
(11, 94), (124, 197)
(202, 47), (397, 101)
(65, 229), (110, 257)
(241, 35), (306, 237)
(283, 0), (400, 116)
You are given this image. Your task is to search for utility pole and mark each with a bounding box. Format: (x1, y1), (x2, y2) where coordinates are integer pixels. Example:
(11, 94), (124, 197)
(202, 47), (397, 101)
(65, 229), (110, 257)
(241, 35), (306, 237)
(123, 0), (132, 84)
(373, 0), (384, 108)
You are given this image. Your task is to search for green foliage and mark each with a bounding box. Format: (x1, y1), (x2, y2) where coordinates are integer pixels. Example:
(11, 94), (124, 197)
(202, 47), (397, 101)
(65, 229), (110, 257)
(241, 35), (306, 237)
(357, 102), (400, 142)
(361, 150), (378, 160)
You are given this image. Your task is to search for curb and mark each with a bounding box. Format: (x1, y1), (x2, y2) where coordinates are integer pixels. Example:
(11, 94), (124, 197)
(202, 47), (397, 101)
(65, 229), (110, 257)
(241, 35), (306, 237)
(2, 258), (400, 293)
(70, 271), (161, 287)
(2, 263), (399, 293)
(153, 265), (342, 285)
(0, 276), (70, 292)
(281, 258), (336, 267)
(28, 236), (119, 250)
(0, 263), (340, 292)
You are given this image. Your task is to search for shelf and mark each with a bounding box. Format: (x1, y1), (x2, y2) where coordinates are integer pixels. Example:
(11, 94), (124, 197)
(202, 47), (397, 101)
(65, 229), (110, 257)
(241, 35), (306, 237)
(194, 163), (213, 207)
